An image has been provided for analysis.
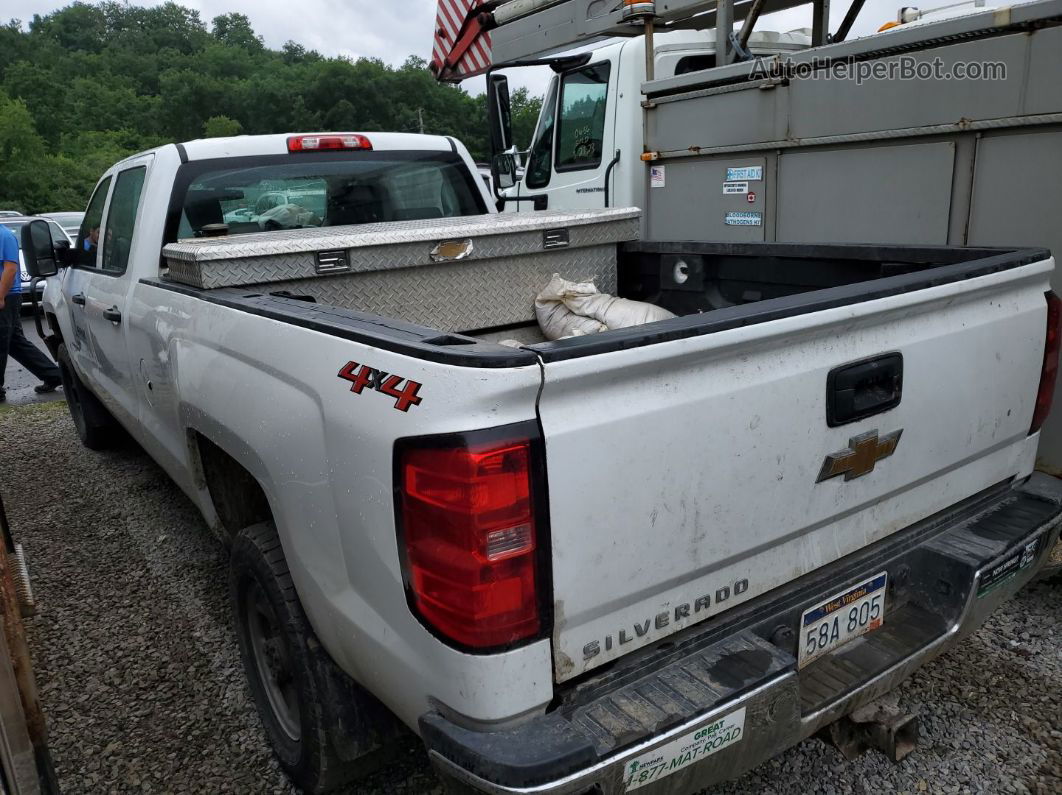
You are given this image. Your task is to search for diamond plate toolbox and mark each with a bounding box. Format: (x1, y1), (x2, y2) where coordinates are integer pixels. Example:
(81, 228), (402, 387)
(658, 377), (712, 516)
(162, 209), (640, 332)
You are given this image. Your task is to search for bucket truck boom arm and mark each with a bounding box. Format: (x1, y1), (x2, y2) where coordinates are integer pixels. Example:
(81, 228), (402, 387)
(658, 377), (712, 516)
(431, 0), (823, 81)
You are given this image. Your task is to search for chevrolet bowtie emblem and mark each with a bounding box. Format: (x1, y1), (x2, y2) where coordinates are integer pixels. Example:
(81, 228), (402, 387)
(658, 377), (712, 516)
(817, 429), (903, 483)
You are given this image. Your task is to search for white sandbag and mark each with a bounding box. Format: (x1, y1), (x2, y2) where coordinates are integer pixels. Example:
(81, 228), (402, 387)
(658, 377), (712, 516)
(534, 273), (676, 341)
(535, 275), (609, 340)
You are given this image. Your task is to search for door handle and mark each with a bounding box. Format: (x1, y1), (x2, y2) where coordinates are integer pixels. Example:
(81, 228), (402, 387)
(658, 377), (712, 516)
(102, 306), (122, 324)
(826, 353), (903, 427)
(71, 293), (86, 306)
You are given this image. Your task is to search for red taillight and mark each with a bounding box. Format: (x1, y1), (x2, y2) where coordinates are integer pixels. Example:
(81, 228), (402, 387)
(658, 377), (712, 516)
(287, 133), (372, 152)
(1031, 290), (1062, 434)
(398, 434), (541, 649)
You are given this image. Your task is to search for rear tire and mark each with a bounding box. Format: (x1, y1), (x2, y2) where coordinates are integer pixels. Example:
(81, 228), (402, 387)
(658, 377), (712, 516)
(231, 521), (400, 793)
(56, 343), (119, 450)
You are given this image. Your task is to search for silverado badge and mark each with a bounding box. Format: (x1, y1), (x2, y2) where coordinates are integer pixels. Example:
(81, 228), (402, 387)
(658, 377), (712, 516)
(817, 429), (903, 483)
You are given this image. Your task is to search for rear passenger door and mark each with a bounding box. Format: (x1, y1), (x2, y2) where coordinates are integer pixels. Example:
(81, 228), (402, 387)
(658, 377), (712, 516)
(80, 156), (152, 424)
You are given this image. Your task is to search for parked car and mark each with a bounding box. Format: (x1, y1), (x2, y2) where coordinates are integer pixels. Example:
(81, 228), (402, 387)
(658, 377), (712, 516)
(41, 212), (84, 241)
(1, 216), (72, 311)
(0, 211), (23, 219)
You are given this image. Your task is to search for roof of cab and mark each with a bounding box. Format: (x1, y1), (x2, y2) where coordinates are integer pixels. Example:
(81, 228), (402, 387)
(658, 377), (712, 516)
(177, 132), (456, 161)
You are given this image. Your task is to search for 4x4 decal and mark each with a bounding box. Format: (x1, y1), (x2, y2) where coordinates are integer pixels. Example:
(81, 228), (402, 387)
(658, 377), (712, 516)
(338, 362), (423, 412)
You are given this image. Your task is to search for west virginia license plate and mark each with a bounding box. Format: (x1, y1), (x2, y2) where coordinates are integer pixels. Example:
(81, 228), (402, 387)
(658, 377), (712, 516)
(798, 572), (887, 668)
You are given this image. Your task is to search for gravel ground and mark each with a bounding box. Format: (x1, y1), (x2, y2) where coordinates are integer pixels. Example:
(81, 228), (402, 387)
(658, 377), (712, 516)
(1, 402), (1059, 794)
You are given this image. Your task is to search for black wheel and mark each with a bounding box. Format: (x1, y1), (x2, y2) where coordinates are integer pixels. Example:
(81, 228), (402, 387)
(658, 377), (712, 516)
(56, 343), (119, 450)
(231, 522), (400, 793)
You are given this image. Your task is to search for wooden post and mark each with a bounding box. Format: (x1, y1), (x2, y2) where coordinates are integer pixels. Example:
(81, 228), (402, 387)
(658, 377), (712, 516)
(0, 493), (57, 794)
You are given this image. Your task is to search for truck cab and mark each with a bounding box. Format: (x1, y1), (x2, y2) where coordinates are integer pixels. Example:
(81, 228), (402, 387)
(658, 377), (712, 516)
(499, 29), (810, 215)
(37, 131), (491, 466)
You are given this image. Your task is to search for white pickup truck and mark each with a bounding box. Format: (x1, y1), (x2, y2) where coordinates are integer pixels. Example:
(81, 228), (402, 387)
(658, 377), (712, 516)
(19, 131), (1062, 794)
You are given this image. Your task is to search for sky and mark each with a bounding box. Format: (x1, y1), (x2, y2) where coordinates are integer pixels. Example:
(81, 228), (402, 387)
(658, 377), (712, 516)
(4, 0), (1013, 98)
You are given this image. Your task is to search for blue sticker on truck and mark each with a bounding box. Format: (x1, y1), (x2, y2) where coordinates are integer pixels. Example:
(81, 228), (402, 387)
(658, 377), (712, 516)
(725, 166), (763, 182)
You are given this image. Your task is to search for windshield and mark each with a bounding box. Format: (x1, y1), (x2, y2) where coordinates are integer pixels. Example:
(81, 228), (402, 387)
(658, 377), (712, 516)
(169, 151), (486, 241)
(45, 212), (84, 225)
(0, 222), (21, 247)
(525, 77), (560, 190)
(2, 220), (69, 249)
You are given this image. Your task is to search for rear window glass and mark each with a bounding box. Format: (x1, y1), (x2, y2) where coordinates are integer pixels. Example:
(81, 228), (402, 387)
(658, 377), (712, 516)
(0, 221), (68, 248)
(0, 222), (23, 248)
(171, 152), (486, 241)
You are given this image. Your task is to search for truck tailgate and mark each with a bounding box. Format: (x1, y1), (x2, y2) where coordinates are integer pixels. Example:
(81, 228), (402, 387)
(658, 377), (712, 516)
(539, 258), (1053, 681)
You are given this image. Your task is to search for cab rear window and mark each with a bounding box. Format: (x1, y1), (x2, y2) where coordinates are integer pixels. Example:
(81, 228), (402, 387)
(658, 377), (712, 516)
(168, 151), (486, 241)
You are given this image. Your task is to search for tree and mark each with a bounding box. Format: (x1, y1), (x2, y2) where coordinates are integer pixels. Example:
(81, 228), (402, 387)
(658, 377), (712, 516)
(29, 2), (107, 53)
(0, 1), (542, 212)
(211, 13), (263, 51)
(0, 92), (47, 211)
(203, 115), (243, 138)
(510, 87), (543, 151)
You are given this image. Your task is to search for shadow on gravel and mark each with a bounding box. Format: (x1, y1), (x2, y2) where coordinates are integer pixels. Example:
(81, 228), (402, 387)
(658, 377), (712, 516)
(0, 403), (1058, 795)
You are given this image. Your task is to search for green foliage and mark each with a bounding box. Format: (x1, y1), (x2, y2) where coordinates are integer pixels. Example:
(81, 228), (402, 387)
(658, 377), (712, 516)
(211, 13), (263, 51)
(510, 87), (543, 152)
(0, 1), (542, 214)
(203, 115), (243, 138)
(0, 93), (47, 212)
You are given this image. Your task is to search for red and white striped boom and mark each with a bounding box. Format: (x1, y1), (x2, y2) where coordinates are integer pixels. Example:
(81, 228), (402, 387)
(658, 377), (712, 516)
(430, 1), (497, 82)
(430, 1), (823, 82)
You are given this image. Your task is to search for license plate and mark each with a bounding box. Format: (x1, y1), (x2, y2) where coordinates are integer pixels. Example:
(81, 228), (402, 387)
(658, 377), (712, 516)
(798, 572), (887, 668)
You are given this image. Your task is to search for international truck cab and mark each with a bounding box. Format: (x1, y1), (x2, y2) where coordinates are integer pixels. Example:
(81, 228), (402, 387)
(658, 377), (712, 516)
(494, 28), (811, 213)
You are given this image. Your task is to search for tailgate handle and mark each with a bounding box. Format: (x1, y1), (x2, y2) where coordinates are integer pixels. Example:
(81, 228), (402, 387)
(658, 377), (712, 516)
(827, 353), (903, 427)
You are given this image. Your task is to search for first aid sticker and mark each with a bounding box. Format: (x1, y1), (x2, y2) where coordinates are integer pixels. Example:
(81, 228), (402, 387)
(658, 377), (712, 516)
(624, 707), (746, 791)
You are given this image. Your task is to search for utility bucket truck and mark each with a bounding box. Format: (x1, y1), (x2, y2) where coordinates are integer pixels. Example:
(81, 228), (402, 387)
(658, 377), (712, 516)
(435, 0), (1062, 472)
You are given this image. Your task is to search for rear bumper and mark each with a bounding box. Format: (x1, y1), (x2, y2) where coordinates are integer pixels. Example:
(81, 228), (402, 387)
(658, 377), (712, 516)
(422, 474), (1062, 795)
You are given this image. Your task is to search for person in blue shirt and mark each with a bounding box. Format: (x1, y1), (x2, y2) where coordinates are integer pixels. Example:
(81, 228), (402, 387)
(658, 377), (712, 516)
(0, 224), (62, 403)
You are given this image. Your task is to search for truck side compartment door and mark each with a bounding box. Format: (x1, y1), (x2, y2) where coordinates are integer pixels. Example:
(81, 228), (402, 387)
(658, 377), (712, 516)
(63, 175), (113, 377)
(517, 61), (615, 212)
(79, 157), (151, 425)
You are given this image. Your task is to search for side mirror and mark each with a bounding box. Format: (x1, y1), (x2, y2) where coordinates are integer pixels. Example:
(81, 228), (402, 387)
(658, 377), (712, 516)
(20, 220), (59, 278)
(487, 73), (513, 159)
(491, 153), (517, 192)
(55, 239), (74, 268)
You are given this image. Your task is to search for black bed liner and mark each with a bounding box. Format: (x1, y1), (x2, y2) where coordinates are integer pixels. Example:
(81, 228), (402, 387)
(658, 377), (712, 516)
(142, 242), (1050, 368)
